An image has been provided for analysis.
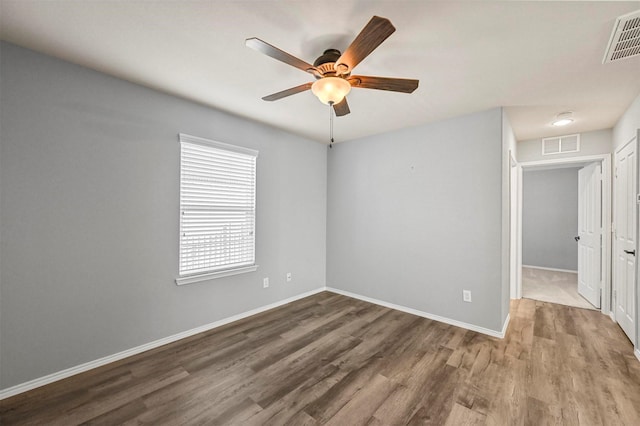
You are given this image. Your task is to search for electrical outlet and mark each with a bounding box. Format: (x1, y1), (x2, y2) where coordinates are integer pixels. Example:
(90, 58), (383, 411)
(286, 272), (292, 282)
(463, 290), (472, 303)
(263, 277), (269, 288)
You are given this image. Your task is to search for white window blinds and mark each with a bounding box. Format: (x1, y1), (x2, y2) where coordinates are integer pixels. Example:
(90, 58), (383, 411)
(178, 134), (258, 279)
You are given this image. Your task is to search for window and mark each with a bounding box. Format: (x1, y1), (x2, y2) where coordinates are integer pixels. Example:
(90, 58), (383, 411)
(176, 134), (258, 285)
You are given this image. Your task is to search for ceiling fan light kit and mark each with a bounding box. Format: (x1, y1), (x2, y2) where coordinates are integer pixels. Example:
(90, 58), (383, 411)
(311, 77), (352, 105)
(245, 15), (419, 118)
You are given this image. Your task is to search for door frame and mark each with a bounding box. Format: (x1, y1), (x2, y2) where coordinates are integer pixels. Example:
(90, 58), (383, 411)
(509, 151), (520, 300)
(637, 129), (640, 357)
(512, 154), (612, 316)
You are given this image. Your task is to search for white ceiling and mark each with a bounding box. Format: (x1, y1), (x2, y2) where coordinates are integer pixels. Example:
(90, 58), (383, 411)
(1, 1), (639, 144)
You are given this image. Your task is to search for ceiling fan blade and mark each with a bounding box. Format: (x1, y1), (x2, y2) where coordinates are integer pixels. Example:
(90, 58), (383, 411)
(262, 82), (313, 101)
(335, 16), (395, 74)
(348, 75), (419, 93)
(246, 38), (319, 76)
(333, 98), (350, 116)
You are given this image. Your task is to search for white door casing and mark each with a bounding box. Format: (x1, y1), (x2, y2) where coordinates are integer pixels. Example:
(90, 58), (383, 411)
(614, 139), (637, 345)
(510, 153), (519, 300)
(577, 163), (602, 308)
(515, 154), (611, 315)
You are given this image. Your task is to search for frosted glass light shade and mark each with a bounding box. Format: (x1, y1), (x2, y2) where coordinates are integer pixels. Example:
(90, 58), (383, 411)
(311, 77), (351, 105)
(552, 112), (574, 127)
(552, 118), (573, 126)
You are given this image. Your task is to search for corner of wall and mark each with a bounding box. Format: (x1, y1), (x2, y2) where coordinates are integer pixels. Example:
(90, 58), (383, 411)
(613, 92), (640, 151)
(501, 108), (515, 325)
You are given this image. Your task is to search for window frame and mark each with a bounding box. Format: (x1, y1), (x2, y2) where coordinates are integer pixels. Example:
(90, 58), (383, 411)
(176, 133), (259, 285)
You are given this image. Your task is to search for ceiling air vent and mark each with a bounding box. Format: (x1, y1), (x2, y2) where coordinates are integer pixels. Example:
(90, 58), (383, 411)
(542, 134), (580, 156)
(603, 9), (640, 63)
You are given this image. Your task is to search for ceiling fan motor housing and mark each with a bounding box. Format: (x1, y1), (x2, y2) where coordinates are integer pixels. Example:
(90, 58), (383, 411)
(313, 49), (344, 77)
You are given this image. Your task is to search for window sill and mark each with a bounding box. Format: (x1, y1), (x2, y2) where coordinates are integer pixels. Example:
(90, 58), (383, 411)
(176, 265), (259, 286)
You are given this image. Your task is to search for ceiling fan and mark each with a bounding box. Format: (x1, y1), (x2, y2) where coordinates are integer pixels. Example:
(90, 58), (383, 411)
(246, 16), (419, 117)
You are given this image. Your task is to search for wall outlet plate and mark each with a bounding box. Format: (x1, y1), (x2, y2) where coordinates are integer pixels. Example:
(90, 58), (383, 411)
(463, 290), (472, 302)
(286, 272), (292, 282)
(263, 277), (269, 288)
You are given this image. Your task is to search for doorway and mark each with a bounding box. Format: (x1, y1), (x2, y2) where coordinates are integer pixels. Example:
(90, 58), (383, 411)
(521, 164), (600, 309)
(512, 154), (612, 315)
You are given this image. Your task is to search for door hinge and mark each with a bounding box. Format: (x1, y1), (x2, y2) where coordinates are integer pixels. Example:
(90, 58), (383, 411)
(613, 289), (617, 300)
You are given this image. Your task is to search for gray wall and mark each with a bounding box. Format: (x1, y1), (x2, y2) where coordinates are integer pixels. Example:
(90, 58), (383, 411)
(0, 43), (327, 389)
(522, 168), (579, 271)
(327, 108), (508, 332)
(613, 93), (640, 151)
(518, 128), (612, 163)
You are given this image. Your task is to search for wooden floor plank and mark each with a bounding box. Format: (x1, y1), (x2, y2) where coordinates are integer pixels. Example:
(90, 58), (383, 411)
(1, 294), (640, 425)
(243, 363), (348, 425)
(323, 373), (397, 426)
(372, 346), (453, 424)
(443, 402), (486, 426)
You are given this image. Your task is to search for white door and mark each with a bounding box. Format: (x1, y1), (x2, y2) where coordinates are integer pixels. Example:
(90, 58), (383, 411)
(578, 163), (602, 308)
(614, 139), (637, 344)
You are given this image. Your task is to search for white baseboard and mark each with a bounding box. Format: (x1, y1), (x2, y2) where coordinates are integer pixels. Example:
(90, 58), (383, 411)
(635, 348), (640, 363)
(501, 313), (511, 336)
(0, 287), (326, 400)
(522, 265), (578, 274)
(326, 287), (510, 339)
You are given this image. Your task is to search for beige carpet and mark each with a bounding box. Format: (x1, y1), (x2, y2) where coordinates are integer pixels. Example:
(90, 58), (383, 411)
(522, 267), (597, 310)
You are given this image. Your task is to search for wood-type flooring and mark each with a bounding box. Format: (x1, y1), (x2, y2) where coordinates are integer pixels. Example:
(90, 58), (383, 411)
(2, 292), (640, 425)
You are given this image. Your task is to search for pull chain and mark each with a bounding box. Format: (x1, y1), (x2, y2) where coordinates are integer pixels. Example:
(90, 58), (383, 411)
(329, 102), (334, 148)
